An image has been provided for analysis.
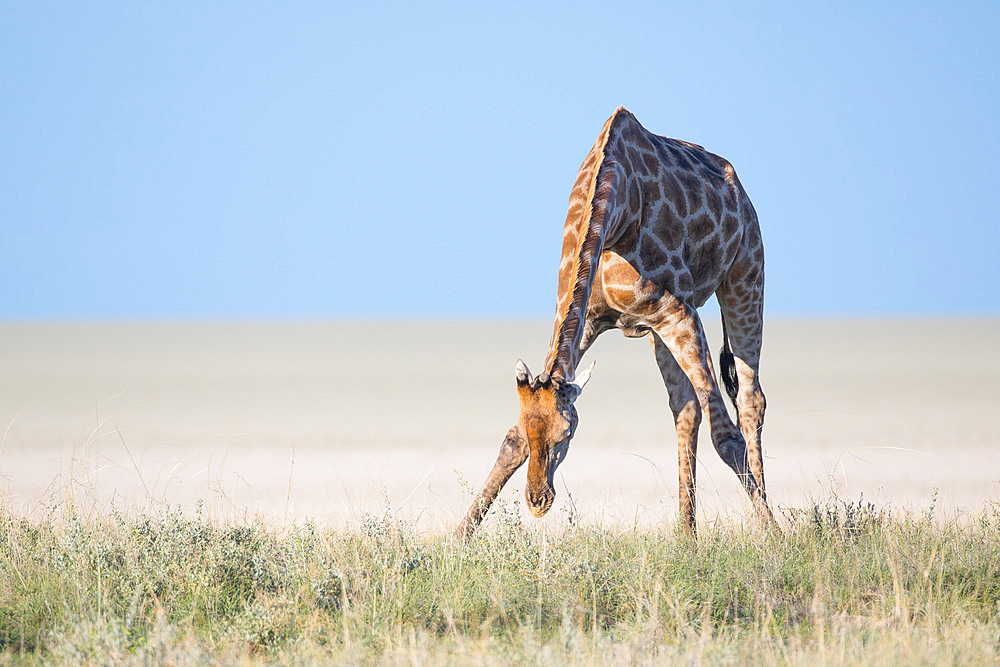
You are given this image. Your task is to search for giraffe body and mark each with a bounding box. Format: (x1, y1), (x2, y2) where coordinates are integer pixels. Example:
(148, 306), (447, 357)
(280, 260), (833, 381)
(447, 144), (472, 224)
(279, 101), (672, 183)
(457, 108), (774, 538)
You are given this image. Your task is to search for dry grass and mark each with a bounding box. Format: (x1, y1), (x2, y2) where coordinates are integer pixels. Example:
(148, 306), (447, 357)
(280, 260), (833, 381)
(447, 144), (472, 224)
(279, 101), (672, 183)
(0, 491), (998, 665)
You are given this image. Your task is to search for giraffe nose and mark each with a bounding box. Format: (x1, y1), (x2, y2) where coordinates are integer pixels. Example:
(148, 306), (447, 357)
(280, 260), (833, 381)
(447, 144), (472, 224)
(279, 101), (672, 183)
(525, 486), (554, 517)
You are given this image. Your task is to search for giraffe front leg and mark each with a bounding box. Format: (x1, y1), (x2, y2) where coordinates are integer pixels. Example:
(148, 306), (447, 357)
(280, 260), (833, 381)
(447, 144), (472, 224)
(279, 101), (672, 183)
(651, 335), (700, 533)
(455, 425), (528, 541)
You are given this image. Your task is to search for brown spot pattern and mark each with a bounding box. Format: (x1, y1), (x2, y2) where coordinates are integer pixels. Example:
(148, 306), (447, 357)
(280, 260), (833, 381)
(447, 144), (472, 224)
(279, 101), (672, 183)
(641, 151), (659, 173)
(723, 214), (740, 239)
(688, 214), (715, 243)
(705, 186), (723, 221)
(690, 242), (723, 283)
(640, 177), (661, 207)
(655, 205), (685, 251)
(653, 140), (675, 167)
(639, 233), (670, 270)
(723, 186), (737, 211)
(661, 173), (687, 218)
(627, 179), (641, 216)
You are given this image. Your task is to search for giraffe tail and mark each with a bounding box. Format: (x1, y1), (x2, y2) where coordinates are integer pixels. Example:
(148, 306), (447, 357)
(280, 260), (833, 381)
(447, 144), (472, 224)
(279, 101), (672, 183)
(719, 317), (739, 405)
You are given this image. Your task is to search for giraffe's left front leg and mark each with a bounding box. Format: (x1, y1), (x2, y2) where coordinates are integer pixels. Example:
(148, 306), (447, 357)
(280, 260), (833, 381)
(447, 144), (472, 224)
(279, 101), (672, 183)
(455, 425), (528, 541)
(455, 317), (610, 542)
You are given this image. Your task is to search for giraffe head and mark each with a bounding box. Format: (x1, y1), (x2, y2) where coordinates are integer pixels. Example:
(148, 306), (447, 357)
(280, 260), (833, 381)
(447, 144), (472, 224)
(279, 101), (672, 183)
(514, 359), (594, 518)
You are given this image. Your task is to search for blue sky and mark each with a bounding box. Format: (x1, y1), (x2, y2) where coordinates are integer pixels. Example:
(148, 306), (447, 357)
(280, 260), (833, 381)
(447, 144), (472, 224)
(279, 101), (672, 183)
(2, 2), (998, 319)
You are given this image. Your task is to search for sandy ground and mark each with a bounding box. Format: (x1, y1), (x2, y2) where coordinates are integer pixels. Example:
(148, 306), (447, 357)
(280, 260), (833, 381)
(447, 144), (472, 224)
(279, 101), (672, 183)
(1, 319), (998, 531)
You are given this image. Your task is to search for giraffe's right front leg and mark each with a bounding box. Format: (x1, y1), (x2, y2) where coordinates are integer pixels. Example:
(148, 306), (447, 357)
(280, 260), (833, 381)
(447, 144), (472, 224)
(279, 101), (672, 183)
(455, 425), (528, 541)
(651, 335), (701, 534)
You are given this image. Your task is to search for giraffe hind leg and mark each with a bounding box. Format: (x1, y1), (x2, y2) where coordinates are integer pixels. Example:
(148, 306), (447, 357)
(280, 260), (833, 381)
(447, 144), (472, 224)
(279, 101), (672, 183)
(717, 276), (775, 527)
(650, 303), (769, 522)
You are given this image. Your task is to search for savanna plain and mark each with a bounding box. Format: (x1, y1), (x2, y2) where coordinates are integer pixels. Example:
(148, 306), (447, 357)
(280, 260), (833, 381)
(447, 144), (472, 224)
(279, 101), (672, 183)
(1, 319), (998, 664)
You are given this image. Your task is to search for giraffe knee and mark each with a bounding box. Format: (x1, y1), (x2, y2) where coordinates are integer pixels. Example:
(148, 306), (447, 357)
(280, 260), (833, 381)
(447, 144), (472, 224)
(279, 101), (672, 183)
(694, 386), (713, 410)
(673, 399), (701, 432)
(714, 433), (748, 470)
(737, 387), (766, 420)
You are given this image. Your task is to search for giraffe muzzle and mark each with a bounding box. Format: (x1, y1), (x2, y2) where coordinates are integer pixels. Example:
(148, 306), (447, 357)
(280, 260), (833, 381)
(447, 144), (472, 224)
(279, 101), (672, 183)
(525, 449), (557, 517)
(525, 485), (555, 517)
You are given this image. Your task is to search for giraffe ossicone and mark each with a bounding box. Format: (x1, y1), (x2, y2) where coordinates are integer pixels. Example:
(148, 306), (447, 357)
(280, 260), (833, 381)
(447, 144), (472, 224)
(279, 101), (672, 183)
(570, 360), (595, 390)
(514, 358), (532, 384)
(456, 107), (776, 540)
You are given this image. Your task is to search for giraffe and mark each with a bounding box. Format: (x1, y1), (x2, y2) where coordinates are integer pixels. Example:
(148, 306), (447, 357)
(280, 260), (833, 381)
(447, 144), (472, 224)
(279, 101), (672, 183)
(456, 107), (775, 540)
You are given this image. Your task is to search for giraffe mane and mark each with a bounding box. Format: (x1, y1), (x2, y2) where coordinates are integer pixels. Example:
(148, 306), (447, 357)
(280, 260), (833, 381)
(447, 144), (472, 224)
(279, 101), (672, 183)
(545, 107), (631, 381)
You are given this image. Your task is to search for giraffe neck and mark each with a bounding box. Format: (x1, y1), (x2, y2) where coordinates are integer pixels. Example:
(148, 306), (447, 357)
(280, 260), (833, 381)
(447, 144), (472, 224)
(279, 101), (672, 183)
(543, 112), (626, 383)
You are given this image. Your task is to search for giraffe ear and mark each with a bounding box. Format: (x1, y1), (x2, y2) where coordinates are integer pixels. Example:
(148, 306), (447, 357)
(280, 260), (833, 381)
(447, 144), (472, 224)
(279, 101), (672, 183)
(571, 361), (596, 391)
(514, 359), (533, 386)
